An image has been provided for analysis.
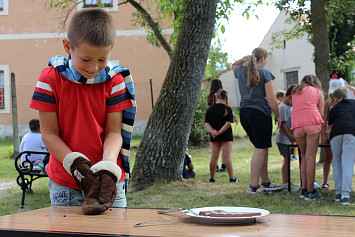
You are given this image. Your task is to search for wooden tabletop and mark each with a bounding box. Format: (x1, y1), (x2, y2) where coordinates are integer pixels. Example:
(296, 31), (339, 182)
(0, 206), (354, 236)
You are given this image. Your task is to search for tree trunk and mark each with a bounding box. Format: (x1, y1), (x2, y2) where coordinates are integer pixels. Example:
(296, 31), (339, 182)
(131, 0), (217, 192)
(311, 0), (331, 93)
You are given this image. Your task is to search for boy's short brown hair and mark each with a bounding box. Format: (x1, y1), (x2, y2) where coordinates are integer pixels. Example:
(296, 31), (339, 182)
(67, 8), (116, 49)
(332, 87), (348, 100)
(276, 90), (285, 98)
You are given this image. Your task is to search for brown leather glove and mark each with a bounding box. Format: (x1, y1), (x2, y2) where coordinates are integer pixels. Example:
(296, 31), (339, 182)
(63, 152), (96, 192)
(82, 161), (122, 215)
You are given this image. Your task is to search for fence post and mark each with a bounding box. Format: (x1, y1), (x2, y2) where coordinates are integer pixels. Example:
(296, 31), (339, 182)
(11, 72), (19, 158)
(150, 78), (154, 110)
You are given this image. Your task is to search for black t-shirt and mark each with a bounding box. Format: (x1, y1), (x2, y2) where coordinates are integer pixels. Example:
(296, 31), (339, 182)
(205, 103), (233, 142)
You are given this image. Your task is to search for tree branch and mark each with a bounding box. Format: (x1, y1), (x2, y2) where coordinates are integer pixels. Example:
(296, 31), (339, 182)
(126, 0), (173, 59)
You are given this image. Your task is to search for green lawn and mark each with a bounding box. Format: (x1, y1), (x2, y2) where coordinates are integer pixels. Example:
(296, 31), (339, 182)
(1, 132), (354, 217)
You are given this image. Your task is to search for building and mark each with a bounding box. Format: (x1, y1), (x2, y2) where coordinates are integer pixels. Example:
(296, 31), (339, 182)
(0, 0), (171, 138)
(208, 10), (316, 108)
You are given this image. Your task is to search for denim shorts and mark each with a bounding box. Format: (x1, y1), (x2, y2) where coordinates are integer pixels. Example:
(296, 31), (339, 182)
(48, 179), (127, 207)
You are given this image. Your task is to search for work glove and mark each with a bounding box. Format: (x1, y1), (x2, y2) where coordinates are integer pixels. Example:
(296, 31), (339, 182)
(82, 161), (122, 215)
(63, 152), (96, 192)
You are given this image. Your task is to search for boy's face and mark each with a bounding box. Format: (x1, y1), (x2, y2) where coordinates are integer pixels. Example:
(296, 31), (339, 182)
(63, 39), (112, 79)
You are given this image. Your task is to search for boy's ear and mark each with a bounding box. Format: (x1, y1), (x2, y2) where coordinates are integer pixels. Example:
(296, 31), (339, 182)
(62, 39), (71, 54)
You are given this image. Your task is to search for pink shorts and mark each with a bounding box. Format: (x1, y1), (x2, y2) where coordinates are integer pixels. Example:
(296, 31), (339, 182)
(293, 124), (322, 137)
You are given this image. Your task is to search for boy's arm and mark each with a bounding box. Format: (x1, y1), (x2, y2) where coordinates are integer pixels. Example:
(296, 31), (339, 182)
(280, 122), (295, 142)
(39, 111), (72, 162)
(103, 111), (123, 164)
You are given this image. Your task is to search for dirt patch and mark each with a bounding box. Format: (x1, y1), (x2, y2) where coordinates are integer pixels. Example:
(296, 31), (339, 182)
(0, 181), (17, 194)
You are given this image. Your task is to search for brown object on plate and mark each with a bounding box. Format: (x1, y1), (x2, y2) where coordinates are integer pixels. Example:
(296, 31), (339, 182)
(199, 210), (261, 217)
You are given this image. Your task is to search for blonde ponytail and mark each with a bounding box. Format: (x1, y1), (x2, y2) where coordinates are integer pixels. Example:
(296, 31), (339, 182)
(246, 48), (268, 87)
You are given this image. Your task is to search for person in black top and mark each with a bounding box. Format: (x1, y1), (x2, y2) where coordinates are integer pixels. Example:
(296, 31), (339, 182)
(328, 88), (355, 205)
(205, 89), (239, 183)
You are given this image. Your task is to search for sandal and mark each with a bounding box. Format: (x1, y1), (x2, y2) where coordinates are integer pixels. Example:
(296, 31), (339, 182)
(261, 181), (283, 192)
(247, 185), (264, 194)
(321, 182), (329, 190)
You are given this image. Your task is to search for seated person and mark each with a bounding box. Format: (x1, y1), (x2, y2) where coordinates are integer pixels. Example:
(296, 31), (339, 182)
(20, 119), (48, 171)
(182, 151), (195, 179)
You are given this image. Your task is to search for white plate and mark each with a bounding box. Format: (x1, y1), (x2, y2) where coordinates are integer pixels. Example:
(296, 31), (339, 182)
(184, 206), (270, 224)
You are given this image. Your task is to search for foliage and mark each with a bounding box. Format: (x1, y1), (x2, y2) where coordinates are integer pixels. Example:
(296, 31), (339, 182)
(188, 89), (209, 146)
(204, 37), (232, 78)
(272, 0), (355, 81)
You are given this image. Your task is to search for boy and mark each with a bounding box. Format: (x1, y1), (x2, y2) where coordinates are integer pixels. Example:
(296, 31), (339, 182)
(20, 119), (48, 171)
(276, 90), (286, 103)
(30, 9), (136, 215)
(274, 85), (297, 191)
(328, 88), (355, 205)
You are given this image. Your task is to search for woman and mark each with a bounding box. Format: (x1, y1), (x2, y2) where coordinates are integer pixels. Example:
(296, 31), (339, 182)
(232, 47), (281, 194)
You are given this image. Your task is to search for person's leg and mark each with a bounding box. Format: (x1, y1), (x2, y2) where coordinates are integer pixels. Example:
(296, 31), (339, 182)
(260, 149), (269, 183)
(209, 142), (221, 180)
(340, 134), (355, 200)
(250, 148), (267, 187)
(221, 141), (234, 179)
(48, 179), (85, 206)
(295, 135), (307, 190)
(305, 132), (320, 193)
(322, 146), (332, 188)
(112, 180), (127, 208)
(330, 135), (343, 199)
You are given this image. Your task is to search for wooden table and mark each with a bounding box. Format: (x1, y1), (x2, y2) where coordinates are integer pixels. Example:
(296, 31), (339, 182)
(0, 207), (355, 236)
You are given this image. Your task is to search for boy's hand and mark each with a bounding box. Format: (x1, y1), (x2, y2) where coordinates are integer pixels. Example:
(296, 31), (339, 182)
(63, 152), (96, 191)
(82, 161), (122, 215)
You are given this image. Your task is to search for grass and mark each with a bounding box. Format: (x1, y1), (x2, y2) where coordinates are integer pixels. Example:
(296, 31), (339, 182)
(1, 133), (355, 217)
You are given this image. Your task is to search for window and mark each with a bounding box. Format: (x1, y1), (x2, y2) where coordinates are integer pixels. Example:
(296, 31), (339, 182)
(285, 71), (298, 89)
(0, 0), (9, 16)
(84, 0), (113, 8)
(0, 65), (10, 113)
(77, 0), (118, 12)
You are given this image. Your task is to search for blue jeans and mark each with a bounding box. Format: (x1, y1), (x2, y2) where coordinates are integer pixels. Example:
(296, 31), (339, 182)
(48, 179), (127, 207)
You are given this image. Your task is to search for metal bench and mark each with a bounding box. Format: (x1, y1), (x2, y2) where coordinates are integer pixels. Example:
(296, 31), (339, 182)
(14, 151), (49, 210)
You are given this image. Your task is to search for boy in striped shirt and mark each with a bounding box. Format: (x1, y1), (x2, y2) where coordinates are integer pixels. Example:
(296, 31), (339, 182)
(30, 9), (136, 215)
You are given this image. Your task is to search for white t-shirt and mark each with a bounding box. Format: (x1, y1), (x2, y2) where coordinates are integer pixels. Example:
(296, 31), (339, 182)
(19, 132), (47, 163)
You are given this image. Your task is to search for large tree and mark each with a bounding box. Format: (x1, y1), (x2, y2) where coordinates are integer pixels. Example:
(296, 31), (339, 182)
(131, 0), (217, 191)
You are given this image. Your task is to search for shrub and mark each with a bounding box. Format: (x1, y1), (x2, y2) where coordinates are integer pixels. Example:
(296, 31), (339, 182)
(189, 89), (209, 145)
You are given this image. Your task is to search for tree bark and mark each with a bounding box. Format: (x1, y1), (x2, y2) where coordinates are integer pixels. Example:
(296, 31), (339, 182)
(311, 0), (331, 93)
(131, 0), (217, 192)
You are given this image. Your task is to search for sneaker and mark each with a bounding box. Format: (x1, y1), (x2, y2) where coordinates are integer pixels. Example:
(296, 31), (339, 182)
(229, 177), (239, 183)
(299, 189), (308, 199)
(209, 178), (215, 183)
(247, 185), (264, 194)
(215, 165), (219, 172)
(314, 181), (321, 189)
(305, 190), (322, 201)
(340, 197), (350, 206)
(291, 155), (298, 161)
(219, 167), (227, 172)
(335, 194), (341, 202)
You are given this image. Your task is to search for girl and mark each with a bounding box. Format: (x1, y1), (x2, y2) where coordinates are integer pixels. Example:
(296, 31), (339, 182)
(207, 78), (238, 172)
(291, 75), (325, 200)
(205, 89), (238, 183)
(232, 47), (281, 194)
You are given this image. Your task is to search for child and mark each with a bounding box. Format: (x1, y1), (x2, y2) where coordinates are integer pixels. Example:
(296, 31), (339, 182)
(29, 9), (136, 215)
(320, 75), (345, 190)
(20, 119), (48, 171)
(328, 88), (355, 205)
(205, 89), (238, 183)
(291, 75), (324, 201)
(207, 78), (238, 172)
(182, 150), (195, 179)
(276, 90), (285, 103)
(274, 85), (297, 191)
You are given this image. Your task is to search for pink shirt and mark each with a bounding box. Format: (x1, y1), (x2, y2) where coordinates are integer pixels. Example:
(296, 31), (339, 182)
(291, 86), (324, 130)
